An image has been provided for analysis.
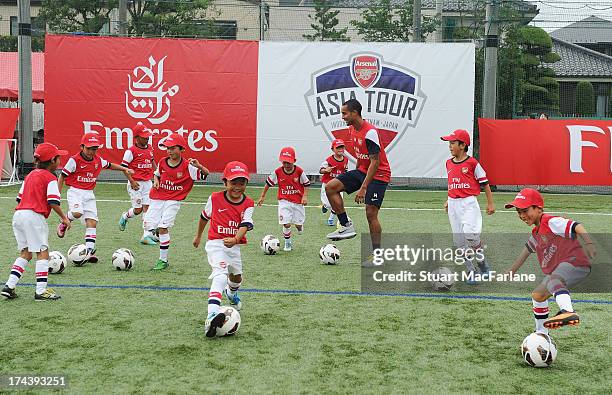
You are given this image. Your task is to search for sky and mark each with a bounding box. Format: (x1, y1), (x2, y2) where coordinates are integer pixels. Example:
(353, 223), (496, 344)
(526, 0), (612, 32)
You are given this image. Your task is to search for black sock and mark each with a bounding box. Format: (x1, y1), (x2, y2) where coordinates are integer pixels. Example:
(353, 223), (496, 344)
(338, 212), (349, 226)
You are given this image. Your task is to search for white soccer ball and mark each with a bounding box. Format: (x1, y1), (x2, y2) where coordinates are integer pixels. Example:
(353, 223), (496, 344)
(48, 251), (66, 274)
(430, 266), (455, 291)
(216, 306), (241, 337)
(67, 244), (89, 266)
(261, 235), (280, 255)
(521, 332), (558, 367)
(112, 248), (135, 271)
(319, 244), (340, 265)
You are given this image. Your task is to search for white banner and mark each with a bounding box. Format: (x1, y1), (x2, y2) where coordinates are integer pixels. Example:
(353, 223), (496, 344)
(257, 42), (475, 178)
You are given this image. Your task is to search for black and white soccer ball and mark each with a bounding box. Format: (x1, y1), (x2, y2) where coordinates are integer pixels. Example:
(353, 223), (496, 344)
(319, 244), (340, 265)
(522, 332), (558, 367)
(216, 306), (241, 337)
(430, 266), (455, 291)
(48, 251), (66, 274)
(67, 244), (88, 266)
(112, 248), (135, 271)
(261, 235), (280, 255)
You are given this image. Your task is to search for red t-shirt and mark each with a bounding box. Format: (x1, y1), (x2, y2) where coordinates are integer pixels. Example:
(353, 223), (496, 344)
(446, 156), (488, 198)
(16, 169), (61, 218)
(121, 144), (154, 181)
(320, 154), (349, 184)
(149, 157), (206, 201)
(526, 214), (590, 274)
(350, 120), (391, 183)
(62, 153), (110, 190)
(202, 191), (254, 244)
(266, 166), (311, 204)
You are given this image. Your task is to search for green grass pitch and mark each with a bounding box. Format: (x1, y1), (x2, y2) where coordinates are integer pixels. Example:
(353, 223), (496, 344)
(0, 183), (610, 393)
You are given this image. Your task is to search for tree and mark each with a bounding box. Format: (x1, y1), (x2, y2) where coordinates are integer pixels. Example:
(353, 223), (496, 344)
(350, 0), (437, 42)
(303, 0), (349, 42)
(39, 0), (118, 34)
(127, 0), (218, 38)
(575, 81), (595, 116)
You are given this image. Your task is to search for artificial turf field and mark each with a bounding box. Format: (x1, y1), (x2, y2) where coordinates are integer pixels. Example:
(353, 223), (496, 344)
(0, 183), (610, 394)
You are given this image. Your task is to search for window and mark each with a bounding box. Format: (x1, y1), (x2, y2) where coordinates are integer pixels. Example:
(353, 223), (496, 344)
(10, 16), (45, 36)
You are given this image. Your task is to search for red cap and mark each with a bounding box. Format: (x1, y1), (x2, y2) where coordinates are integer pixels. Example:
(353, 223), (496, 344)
(279, 147), (296, 163)
(133, 122), (152, 138)
(505, 188), (544, 209)
(81, 133), (102, 148)
(440, 129), (470, 146)
(162, 133), (187, 149)
(332, 139), (345, 149)
(223, 161), (250, 181)
(34, 142), (68, 162)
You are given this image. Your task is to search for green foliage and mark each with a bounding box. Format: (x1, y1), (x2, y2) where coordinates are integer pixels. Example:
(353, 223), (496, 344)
(0, 36), (45, 52)
(576, 81), (595, 116)
(40, 0), (118, 33)
(518, 25), (552, 51)
(351, 0), (438, 42)
(541, 51), (561, 63)
(303, 0), (349, 41)
(521, 53), (539, 67)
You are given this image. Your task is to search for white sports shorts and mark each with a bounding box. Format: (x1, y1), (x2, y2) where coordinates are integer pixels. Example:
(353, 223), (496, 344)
(67, 187), (98, 222)
(278, 199), (305, 225)
(205, 239), (243, 278)
(13, 210), (49, 252)
(447, 195), (482, 249)
(143, 199), (181, 230)
(127, 180), (152, 208)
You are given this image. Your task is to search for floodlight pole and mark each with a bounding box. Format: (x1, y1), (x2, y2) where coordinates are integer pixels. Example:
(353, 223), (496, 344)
(119, 0), (128, 36)
(18, 0), (33, 176)
(413, 0), (422, 42)
(482, 0), (499, 119)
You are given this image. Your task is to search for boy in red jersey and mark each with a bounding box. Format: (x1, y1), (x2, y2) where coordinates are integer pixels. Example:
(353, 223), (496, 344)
(257, 147), (310, 252)
(440, 129), (495, 283)
(118, 123), (157, 245)
(319, 139), (348, 226)
(1, 143), (71, 301)
(57, 133), (133, 263)
(193, 161), (254, 337)
(505, 188), (595, 333)
(145, 133), (209, 271)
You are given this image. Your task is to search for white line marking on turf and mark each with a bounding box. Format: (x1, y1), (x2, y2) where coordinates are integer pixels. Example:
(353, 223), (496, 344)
(1, 196), (611, 216)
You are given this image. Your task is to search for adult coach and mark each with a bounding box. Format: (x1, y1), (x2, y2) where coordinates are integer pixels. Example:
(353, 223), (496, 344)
(325, 99), (391, 259)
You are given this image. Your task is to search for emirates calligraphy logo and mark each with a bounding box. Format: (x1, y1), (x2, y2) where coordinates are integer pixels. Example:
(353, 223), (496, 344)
(125, 56), (179, 124)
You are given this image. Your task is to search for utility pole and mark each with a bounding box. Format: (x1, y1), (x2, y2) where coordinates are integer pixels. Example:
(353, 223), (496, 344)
(435, 0), (443, 43)
(259, 1), (266, 41)
(18, 0), (33, 176)
(413, 0), (422, 42)
(119, 0), (128, 36)
(482, 0), (499, 119)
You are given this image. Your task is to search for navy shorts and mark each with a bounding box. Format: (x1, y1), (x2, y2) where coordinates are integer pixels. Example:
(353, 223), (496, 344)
(336, 170), (388, 208)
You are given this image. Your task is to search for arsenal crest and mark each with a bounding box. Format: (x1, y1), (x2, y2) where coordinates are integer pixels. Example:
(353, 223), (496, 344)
(461, 167), (468, 174)
(351, 55), (381, 89)
(177, 172), (183, 178)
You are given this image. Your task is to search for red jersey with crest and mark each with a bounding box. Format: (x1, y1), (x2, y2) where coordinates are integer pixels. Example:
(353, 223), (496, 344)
(266, 166), (311, 204)
(62, 153), (111, 190)
(201, 191), (255, 244)
(526, 214), (590, 274)
(121, 144), (154, 181)
(446, 156), (488, 198)
(350, 120), (391, 183)
(16, 169), (61, 218)
(149, 157), (206, 201)
(320, 154), (349, 183)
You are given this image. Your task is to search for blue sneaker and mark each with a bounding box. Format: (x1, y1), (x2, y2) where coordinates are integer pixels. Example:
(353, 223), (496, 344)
(140, 235), (157, 245)
(118, 216), (128, 231)
(204, 312), (226, 338)
(284, 238), (293, 252)
(478, 261), (491, 278)
(465, 270), (478, 285)
(327, 218), (335, 226)
(224, 289), (242, 311)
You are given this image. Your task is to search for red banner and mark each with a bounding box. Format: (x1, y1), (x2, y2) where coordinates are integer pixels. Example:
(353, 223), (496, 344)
(44, 35), (258, 172)
(479, 118), (612, 185)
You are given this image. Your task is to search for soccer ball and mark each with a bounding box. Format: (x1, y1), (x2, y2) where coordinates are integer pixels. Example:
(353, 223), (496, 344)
(48, 251), (66, 274)
(216, 306), (241, 337)
(430, 266), (455, 291)
(112, 248), (135, 271)
(261, 235), (280, 255)
(319, 244), (340, 265)
(521, 332), (558, 367)
(67, 244), (89, 266)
